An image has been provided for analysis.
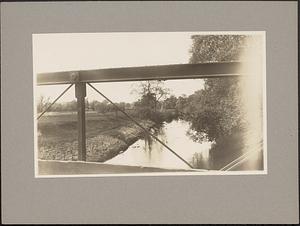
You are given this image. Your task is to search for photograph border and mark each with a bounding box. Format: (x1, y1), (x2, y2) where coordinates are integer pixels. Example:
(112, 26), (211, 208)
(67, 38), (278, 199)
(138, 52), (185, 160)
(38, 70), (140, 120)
(32, 31), (268, 178)
(1, 1), (297, 224)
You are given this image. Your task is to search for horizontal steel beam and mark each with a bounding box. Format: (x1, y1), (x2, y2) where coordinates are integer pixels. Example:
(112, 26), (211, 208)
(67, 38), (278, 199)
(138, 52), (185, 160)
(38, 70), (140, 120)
(36, 62), (244, 85)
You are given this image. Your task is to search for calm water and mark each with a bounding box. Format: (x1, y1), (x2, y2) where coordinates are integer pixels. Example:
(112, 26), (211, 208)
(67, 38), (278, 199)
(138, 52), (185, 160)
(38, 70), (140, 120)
(106, 120), (212, 169)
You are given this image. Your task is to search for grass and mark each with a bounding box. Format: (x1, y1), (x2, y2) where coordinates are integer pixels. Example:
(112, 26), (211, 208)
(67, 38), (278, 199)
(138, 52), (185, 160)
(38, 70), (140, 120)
(38, 112), (132, 142)
(37, 111), (155, 162)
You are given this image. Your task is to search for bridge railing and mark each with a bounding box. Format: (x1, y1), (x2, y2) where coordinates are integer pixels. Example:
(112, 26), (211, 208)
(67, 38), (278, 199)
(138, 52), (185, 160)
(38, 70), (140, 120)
(36, 62), (245, 169)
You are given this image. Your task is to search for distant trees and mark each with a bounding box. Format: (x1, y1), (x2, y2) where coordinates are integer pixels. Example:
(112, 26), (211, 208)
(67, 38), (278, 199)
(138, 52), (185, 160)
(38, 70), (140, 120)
(36, 97), (131, 115)
(56, 100), (77, 111)
(90, 100), (128, 114)
(92, 100), (110, 114)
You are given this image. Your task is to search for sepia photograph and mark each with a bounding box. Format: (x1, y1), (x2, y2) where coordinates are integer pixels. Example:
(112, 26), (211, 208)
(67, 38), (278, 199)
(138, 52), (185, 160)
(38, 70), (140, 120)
(2, 1), (298, 224)
(33, 31), (267, 177)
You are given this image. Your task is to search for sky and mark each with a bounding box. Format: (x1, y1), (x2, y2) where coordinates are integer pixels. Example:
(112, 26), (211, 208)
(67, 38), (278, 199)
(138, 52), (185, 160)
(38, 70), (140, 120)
(33, 32), (207, 103)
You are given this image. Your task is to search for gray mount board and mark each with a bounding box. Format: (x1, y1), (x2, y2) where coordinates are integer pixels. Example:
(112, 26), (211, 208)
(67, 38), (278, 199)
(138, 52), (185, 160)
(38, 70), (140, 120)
(1, 1), (298, 224)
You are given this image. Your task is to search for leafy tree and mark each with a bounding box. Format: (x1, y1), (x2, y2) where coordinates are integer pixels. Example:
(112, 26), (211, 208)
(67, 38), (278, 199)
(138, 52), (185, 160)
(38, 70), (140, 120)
(175, 95), (189, 115)
(189, 35), (248, 63)
(131, 80), (172, 122)
(163, 95), (177, 109)
(134, 92), (157, 119)
(132, 81), (170, 112)
(186, 35), (249, 142)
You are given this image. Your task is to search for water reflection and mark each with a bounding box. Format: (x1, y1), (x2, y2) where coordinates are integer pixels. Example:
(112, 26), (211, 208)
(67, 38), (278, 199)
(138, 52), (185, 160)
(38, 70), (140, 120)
(106, 118), (264, 171)
(106, 120), (212, 169)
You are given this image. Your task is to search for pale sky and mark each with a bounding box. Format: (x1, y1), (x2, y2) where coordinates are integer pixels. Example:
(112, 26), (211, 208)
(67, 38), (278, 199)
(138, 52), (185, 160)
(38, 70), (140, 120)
(33, 32), (206, 103)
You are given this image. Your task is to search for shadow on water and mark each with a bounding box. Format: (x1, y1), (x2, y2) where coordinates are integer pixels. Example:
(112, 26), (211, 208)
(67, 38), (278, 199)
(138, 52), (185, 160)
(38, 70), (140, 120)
(142, 125), (168, 164)
(106, 119), (264, 171)
(193, 128), (264, 171)
(107, 120), (209, 169)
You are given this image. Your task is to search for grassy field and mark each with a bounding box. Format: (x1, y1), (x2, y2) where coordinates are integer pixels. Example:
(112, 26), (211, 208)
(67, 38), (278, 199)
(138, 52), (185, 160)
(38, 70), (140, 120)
(37, 111), (155, 162)
(38, 111), (132, 142)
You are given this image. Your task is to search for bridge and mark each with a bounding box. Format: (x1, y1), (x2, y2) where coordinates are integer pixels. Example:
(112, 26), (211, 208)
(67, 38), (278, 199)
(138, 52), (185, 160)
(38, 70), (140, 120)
(36, 62), (249, 173)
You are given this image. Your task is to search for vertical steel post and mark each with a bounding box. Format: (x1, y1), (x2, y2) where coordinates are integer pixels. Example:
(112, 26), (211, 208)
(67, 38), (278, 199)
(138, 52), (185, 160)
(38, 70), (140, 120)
(75, 82), (86, 161)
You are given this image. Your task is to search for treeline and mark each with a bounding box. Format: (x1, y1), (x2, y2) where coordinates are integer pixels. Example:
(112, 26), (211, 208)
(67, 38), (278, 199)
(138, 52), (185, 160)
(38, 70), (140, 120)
(90, 100), (131, 113)
(37, 98), (132, 114)
(37, 82), (182, 124)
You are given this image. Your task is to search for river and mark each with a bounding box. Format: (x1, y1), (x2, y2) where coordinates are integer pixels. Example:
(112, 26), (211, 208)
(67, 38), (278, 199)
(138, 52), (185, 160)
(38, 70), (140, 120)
(106, 120), (213, 170)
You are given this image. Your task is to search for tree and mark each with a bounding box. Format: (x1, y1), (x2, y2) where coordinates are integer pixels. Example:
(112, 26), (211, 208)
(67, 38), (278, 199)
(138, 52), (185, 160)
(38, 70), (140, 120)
(189, 35), (248, 63)
(132, 81), (170, 112)
(186, 35), (249, 142)
(175, 95), (188, 115)
(163, 95), (177, 110)
(94, 100), (110, 114)
(89, 100), (97, 111)
(37, 95), (51, 113)
(133, 92), (157, 119)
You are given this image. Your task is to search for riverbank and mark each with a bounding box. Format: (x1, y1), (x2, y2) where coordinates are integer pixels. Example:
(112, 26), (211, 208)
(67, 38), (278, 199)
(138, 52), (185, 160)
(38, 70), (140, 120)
(86, 120), (155, 162)
(38, 112), (156, 162)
